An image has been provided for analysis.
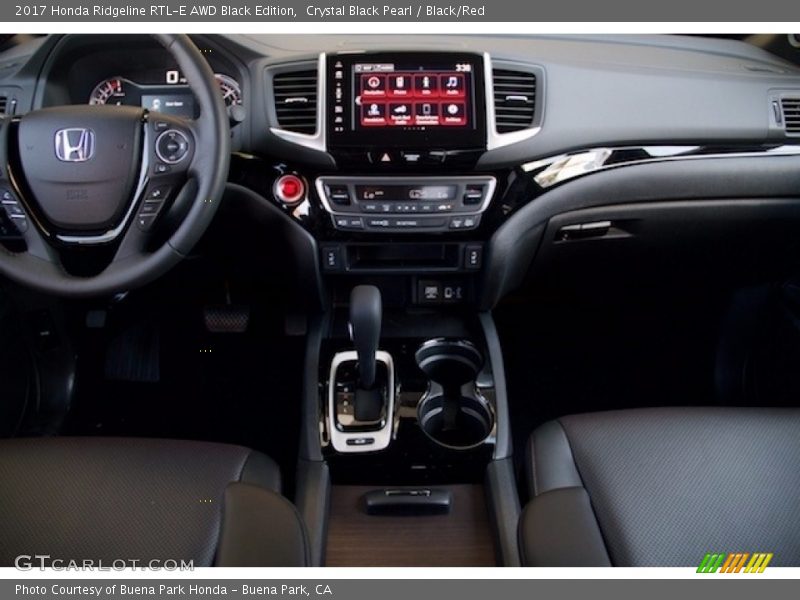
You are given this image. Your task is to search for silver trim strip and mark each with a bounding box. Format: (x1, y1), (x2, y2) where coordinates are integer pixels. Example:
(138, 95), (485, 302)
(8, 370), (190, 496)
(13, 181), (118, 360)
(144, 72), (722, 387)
(328, 350), (395, 454)
(315, 175), (497, 216)
(522, 144), (800, 189)
(269, 53), (327, 153)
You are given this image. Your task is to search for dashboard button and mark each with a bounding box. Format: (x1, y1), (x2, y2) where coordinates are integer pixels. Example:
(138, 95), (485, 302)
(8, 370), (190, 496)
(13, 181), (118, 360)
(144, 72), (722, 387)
(463, 185), (485, 205)
(334, 216), (364, 230)
(450, 215), (481, 230)
(368, 151), (395, 164)
(393, 219), (421, 228)
(321, 246), (343, 271)
(465, 245), (483, 269)
(328, 185), (351, 206)
(346, 437), (375, 447)
(274, 174), (305, 205)
(400, 151), (422, 164)
(366, 218), (392, 229)
(462, 215), (480, 229)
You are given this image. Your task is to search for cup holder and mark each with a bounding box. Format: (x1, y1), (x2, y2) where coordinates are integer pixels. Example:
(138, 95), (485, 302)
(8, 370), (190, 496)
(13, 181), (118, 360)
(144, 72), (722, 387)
(415, 339), (494, 450)
(417, 393), (494, 450)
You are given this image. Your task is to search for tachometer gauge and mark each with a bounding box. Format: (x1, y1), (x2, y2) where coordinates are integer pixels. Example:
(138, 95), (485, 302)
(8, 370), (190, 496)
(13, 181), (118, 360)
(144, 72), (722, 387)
(88, 77), (126, 105)
(215, 74), (242, 107)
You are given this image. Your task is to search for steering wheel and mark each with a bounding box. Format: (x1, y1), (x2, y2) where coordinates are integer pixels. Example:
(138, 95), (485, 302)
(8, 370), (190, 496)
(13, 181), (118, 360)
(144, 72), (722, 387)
(0, 34), (230, 297)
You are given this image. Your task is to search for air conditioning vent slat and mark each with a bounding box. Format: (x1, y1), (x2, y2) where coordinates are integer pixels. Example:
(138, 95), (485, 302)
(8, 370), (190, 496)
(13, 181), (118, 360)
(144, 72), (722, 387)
(273, 68), (318, 135)
(0, 96), (7, 115)
(493, 68), (537, 134)
(780, 97), (800, 134)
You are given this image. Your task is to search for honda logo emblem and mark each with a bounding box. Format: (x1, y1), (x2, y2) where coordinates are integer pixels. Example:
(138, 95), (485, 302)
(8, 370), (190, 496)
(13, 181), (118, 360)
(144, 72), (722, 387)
(54, 128), (95, 162)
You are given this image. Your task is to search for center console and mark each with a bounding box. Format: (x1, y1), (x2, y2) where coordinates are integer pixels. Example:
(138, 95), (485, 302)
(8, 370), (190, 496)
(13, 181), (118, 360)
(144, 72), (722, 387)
(250, 50), (531, 565)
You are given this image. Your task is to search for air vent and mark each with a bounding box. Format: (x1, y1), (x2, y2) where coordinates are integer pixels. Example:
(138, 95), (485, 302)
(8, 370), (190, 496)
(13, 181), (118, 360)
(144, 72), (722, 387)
(0, 96), (7, 115)
(493, 69), (537, 133)
(273, 69), (318, 135)
(781, 97), (800, 134)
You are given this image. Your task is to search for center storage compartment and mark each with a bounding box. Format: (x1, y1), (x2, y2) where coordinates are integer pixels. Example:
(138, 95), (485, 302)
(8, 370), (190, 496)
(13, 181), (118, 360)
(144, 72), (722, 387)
(346, 243), (461, 270)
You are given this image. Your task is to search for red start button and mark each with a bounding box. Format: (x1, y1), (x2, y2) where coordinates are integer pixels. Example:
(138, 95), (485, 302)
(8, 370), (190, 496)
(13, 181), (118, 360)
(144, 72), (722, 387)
(274, 174), (305, 205)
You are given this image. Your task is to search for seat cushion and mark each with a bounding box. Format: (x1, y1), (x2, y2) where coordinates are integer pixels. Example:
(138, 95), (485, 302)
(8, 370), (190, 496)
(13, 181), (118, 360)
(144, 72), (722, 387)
(0, 437), (307, 567)
(522, 407), (800, 566)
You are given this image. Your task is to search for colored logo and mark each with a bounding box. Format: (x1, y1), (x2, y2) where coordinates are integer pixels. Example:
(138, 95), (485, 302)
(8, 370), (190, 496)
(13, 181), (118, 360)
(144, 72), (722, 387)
(697, 552), (773, 573)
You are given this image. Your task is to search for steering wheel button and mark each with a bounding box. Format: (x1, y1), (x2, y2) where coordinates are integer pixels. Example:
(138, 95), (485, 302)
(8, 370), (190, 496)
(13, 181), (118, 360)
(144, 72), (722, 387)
(3, 202), (25, 217)
(147, 186), (171, 200)
(136, 214), (157, 231)
(139, 201), (162, 216)
(9, 215), (28, 233)
(154, 121), (169, 131)
(155, 129), (190, 164)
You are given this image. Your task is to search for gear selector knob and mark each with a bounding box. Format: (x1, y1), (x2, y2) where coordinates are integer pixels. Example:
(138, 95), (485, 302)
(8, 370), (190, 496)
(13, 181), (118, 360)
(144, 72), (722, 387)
(349, 285), (382, 389)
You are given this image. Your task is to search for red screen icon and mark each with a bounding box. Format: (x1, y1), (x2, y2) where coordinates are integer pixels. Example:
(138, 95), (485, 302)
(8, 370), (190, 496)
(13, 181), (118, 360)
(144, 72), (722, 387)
(361, 101), (387, 125)
(414, 102), (440, 125)
(414, 74), (439, 97)
(388, 74), (412, 97)
(361, 74), (386, 97)
(441, 102), (466, 125)
(388, 102), (413, 125)
(440, 74), (465, 98)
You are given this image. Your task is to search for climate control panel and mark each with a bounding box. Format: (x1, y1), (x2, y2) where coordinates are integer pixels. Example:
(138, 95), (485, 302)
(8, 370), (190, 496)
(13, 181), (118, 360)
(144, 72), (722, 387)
(316, 175), (496, 233)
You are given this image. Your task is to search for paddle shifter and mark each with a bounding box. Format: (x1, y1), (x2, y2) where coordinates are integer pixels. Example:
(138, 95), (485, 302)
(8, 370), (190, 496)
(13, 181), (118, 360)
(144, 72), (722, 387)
(349, 285), (384, 422)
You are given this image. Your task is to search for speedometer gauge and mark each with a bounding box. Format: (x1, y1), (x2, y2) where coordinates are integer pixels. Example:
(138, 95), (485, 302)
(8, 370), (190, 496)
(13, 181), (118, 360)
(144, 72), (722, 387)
(215, 74), (242, 107)
(87, 74), (242, 112)
(88, 78), (126, 105)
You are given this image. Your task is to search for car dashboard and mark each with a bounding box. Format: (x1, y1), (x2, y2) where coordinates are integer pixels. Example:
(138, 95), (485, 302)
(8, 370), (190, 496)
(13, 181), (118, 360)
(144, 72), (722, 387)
(1, 32), (800, 568)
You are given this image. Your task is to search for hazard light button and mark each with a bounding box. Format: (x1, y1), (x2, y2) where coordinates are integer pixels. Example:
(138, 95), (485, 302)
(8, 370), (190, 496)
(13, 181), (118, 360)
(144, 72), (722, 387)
(367, 151), (396, 164)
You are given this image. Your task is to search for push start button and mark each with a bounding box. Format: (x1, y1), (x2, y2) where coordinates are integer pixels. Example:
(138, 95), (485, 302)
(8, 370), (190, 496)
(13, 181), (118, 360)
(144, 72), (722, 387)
(274, 174), (306, 205)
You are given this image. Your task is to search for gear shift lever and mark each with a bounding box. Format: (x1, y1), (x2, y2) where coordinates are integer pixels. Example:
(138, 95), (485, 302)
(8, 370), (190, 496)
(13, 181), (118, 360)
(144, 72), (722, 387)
(350, 285), (382, 388)
(349, 285), (383, 421)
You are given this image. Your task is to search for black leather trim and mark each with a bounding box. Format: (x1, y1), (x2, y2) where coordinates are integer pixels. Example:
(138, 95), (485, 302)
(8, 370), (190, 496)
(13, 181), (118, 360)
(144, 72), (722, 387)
(526, 419), (583, 497)
(524, 407), (800, 566)
(215, 483), (310, 567)
(239, 450), (282, 494)
(0, 437), (290, 567)
(519, 488), (612, 567)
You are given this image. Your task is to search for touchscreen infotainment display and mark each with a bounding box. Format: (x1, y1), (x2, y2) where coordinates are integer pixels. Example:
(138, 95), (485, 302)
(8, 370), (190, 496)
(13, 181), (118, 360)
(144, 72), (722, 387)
(328, 52), (486, 150)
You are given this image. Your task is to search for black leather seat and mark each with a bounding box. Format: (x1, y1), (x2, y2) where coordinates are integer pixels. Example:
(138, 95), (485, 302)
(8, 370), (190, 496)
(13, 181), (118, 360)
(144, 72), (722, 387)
(0, 437), (309, 567)
(520, 407), (800, 567)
